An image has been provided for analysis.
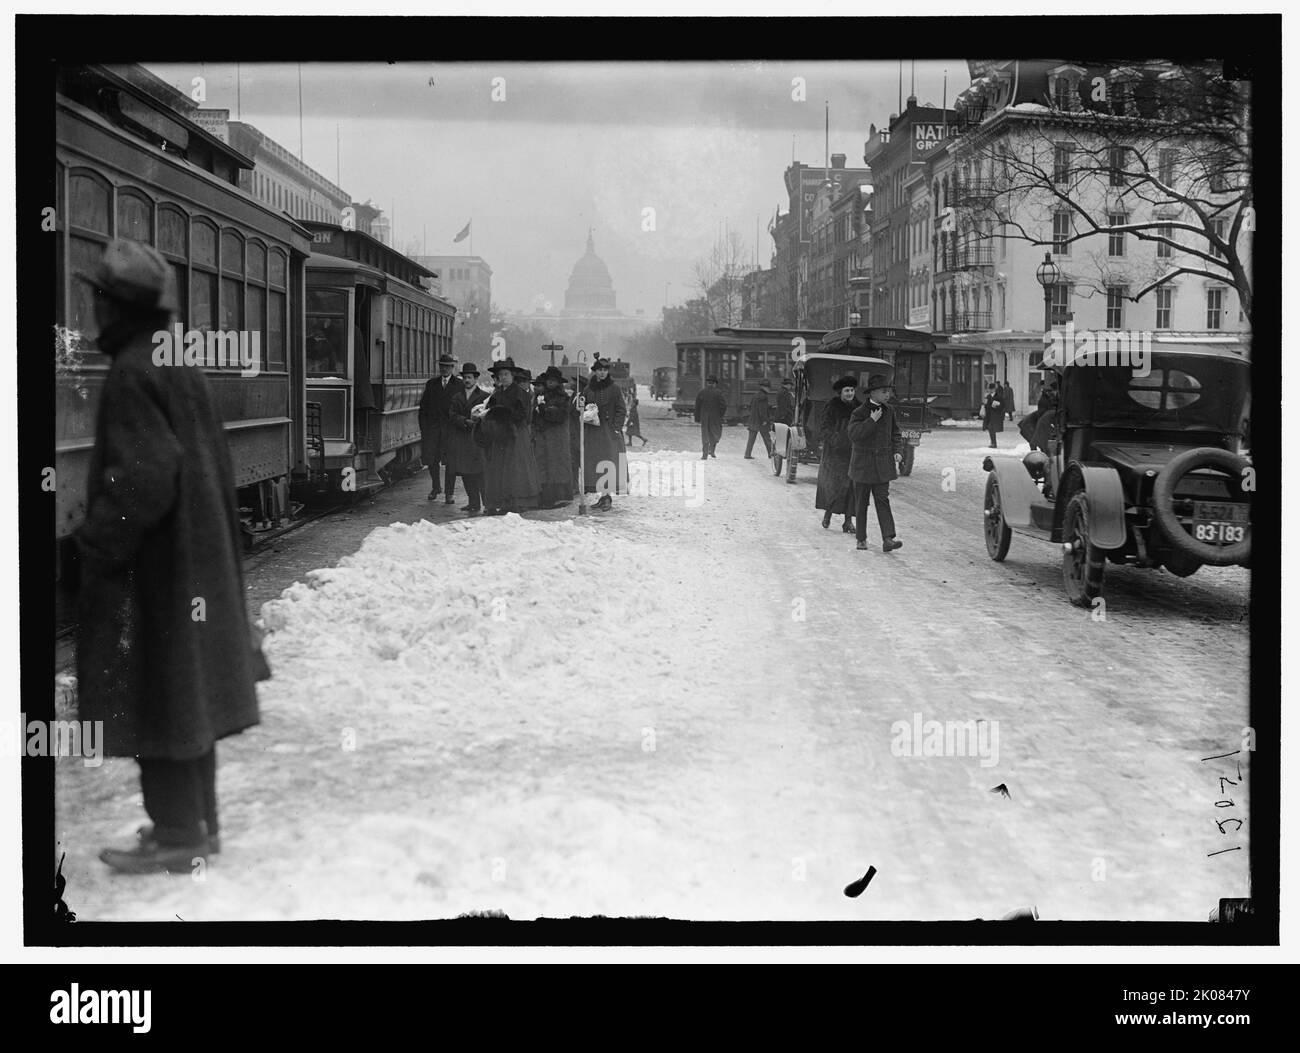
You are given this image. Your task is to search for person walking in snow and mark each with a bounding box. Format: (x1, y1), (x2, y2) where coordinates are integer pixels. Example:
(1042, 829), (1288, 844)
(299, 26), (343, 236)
(816, 375), (858, 533)
(847, 373), (905, 553)
(744, 381), (775, 459)
(981, 381), (1007, 449)
(581, 357), (627, 511)
(694, 375), (727, 460)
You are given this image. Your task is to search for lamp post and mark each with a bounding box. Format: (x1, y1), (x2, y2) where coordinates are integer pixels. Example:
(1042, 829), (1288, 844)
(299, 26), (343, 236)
(1035, 252), (1061, 366)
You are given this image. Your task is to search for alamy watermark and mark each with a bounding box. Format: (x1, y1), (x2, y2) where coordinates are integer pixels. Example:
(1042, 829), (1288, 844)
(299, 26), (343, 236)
(1043, 323), (1151, 377)
(1, 717), (103, 767)
(152, 325), (261, 377)
(891, 712), (1000, 768)
(592, 455), (705, 508)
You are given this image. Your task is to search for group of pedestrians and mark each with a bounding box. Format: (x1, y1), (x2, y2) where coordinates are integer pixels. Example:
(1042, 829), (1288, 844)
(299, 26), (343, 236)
(420, 355), (628, 514)
(692, 374), (797, 460)
(815, 374), (905, 552)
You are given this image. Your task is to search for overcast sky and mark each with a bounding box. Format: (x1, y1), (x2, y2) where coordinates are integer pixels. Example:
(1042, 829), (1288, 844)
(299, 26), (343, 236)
(147, 60), (960, 316)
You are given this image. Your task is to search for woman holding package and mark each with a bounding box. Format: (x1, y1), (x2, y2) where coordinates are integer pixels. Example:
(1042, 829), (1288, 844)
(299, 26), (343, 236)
(581, 357), (627, 511)
(446, 361), (490, 515)
(532, 365), (574, 508)
(477, 358), (540, 515)
(816, 375), (858, 533)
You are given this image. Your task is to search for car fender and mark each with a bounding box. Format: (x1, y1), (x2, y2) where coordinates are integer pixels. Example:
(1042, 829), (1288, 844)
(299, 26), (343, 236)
(986, 458), (1039, 530)
(1059, 463), (1127, 550)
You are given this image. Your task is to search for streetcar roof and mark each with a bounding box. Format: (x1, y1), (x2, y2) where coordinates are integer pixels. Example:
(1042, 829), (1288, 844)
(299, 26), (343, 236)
(797, 353), (893, 371)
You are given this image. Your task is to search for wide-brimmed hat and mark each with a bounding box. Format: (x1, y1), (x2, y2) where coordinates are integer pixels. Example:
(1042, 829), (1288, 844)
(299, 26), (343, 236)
(591, 358), (612, 370)
(460, 362), (480, 376)
(491, 357), (516, 374)
(540, 365), (566, 384)
(514, 366), (533, 382)
(75, 238), (178, 313)
(832, 375), (858, 391)
(864, 373), (892, 392)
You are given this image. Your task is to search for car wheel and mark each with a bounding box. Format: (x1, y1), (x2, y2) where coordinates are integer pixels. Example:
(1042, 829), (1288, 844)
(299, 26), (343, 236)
(898, 444), (916, 477)
(1151, 447), (1251, 567)
(1061, 491), (1105, 608)
(983, 474), (1012, 562)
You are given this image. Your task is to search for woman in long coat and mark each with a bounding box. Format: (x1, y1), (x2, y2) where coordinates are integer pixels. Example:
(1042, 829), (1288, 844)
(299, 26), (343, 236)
(446, 361), (490, 514)
(478, 358), (540, 514)
(532, 366), (574, 508)
(581, 357), (627, 511)
(816, 376), (858, 532)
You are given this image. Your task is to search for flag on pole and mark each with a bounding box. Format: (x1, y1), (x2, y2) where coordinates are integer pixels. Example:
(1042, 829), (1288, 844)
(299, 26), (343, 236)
(453, 219), (471, 243)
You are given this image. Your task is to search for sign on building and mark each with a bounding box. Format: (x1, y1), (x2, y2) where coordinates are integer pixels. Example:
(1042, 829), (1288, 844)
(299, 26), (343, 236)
(911, 122), (947, 163)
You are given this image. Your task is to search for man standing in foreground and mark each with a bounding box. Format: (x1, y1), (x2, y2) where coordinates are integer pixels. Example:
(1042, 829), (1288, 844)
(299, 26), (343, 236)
(74, 239), (265, 873)
(847, 373), (905, 553)
(744, 380), (774, 459)
(694, 375), (727, 460)
(419, 352), (460, 502)
(776, 376), (796, 427)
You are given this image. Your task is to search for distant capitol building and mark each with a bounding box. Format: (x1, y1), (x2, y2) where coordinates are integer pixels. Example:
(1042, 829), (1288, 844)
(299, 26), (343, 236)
(506, 230), (651, 360)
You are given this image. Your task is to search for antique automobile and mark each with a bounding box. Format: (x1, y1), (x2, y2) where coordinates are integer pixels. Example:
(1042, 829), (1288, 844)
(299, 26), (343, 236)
(771, 326), (936, 482)
(981, 342), (1251, 607)
(651, 365), (677, 401)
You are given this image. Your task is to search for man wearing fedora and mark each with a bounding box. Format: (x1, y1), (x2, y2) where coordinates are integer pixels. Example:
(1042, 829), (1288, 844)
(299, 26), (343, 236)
(847, 373), (905, 553)
(446, 361), (490, 514)
(776, 377), (797, 427)
(694, 375), (727, 460)
(73, 239), (265, 873)
(744, 380), (774, 459)
(419, 352), (460, 502)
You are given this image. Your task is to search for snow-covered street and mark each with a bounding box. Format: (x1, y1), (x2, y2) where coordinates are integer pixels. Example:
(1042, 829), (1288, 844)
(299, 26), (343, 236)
(55, 403), (1251, 922)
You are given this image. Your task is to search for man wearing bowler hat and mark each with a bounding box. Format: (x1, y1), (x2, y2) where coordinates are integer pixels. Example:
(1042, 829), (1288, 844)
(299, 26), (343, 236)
(73, 239), (265, 873)
(744, 380), (774, 459)
(694, 375), (727, 460)
(776, 376), (797, 427)
(847, 373), (905, 553)
(419, 352), (461, 502)
(446, 361), (489, 514)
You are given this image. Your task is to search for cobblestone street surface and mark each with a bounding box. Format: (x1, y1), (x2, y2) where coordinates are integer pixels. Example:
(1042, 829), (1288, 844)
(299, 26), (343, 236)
(56, 399), (1251, 922)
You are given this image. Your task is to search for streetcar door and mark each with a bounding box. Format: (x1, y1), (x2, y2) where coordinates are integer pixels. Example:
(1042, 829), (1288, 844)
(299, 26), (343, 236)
(305, 285), (355, 458)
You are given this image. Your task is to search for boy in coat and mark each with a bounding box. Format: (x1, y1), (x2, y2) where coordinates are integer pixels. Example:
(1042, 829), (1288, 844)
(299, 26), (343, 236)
(847, 373), (905, 552)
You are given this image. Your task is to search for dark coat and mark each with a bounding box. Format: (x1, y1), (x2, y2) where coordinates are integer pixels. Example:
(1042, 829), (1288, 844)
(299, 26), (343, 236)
(847, 398), (904, 485)
(776, 388), (796, 426)
(446, 383), (489, 476)
(532, 388), (573, 489)
(815, 396), (858, 512)
(75, 322), (260, 760)
(419, 373), (459, 462)
(580, 375), (627, 492)
(748, 390), (773, 431)
(480, 382), (539, 509)
(694, 386), (727, 443)
(983, 386), (1007, 434)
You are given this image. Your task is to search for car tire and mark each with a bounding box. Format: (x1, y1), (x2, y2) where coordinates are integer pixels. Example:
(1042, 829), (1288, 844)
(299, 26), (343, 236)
(983, 474), (1012, 562)
(1062, 491), (1105, 608)
(1151, 447), (1251, 567)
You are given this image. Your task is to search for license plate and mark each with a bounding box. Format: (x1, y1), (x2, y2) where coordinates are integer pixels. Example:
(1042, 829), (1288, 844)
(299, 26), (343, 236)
(901, 430), (923, 440)
(1192, 501), (1249, 544)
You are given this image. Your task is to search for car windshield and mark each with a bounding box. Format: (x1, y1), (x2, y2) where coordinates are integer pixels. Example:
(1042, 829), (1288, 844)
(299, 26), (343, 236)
(1061, 353), (1249, 435)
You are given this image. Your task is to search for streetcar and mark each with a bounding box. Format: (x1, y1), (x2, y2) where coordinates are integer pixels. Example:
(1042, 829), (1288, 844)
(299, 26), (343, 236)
(651, 366), (676, 401)
(299, 221), (455, 492)
(673, 327), (826, 423)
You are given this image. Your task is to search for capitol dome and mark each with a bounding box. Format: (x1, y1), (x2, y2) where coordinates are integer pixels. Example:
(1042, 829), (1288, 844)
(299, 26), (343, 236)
(563, 231), (621, 316)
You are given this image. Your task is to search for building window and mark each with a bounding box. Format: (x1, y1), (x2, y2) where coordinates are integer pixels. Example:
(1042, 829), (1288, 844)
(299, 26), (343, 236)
(1108, 213), (1127, 257)
(1155, 287), (1173, 329)
(1206, 288), (1224, 330)
(1050, 282), (1071, 326)
(1158, 148), (1177, 186)
(1053, 142), (1073, 185)
(1157, 223), (1174, 258)
(1106, 285), (1126, 329)
(1208, 217), (1227, 260)
(1052, 212), (1071, 256)
(1109, 146), (1126, 186)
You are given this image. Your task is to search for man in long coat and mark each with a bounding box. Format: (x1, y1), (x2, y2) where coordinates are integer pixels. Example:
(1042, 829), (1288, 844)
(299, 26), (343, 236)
(532, 365), (574, 507)
(744, 381), (774, 459)
(478, 358), (540, 514)
(446, 361), (490, 514)
(982, 381), (1007, 449)
(776, 377), (796, 426)
(847, 373), (906, 553)
(419, 352), (460, 502)
(694, 375), (727, 460)
(74, 239), (264, 874)
(581, 357), (627, 511)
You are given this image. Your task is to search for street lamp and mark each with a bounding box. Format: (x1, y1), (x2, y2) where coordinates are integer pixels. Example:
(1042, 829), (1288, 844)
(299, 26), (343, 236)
(1035, 252), (1062, 367)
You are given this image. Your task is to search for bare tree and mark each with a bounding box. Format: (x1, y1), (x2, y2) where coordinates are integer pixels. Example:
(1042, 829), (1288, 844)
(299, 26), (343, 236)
(691, 228), (751, 329)
(953, 61), (1253, 323)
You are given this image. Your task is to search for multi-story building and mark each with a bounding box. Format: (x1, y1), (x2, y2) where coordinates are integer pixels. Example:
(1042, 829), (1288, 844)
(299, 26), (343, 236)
(930, 58), (1250, 404)
(411, 255), (493, 318)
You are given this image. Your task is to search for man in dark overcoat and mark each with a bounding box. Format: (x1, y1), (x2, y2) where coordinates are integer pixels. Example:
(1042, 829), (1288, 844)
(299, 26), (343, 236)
(581, 357), (627, 511)
(446, 362), (490, 514)
(693, 375), (727, 460)
(847, 373), (906, 553)
(478, 358), (540, 514)
(776, 377), (796, 426)
(419, 352), (460, 502)
(982, 381), (1007, 448)
(744, 381), (774, 459)
(74, 239), (265, 874)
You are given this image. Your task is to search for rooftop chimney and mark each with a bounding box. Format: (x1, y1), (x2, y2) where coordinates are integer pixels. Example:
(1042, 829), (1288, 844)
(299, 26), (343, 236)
(831, 152), (847, 169)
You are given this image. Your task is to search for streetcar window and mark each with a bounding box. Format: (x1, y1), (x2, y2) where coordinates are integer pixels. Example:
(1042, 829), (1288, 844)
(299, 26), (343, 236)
(307, 289), (349, 377)
(221, 230), (244, 275)
(192, 221), (217, 267)
(158, 207), (187, 258)
(246, 285), (266, 361)
(116, 191), (153, 244)
(930, 353), (951, 384)
(684, 348), (700, 375)
(267, 290), (286, 370)
(190, 271), (217, 334)
(268, 248), (287, 288)
(67, 237), (104, 348)
(220, 276), (243, 346)
(744, 351), (763, 379)
(767, 352), (785, 379)
(247, 241), (267, 283)
(69, 172), (110, 234)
